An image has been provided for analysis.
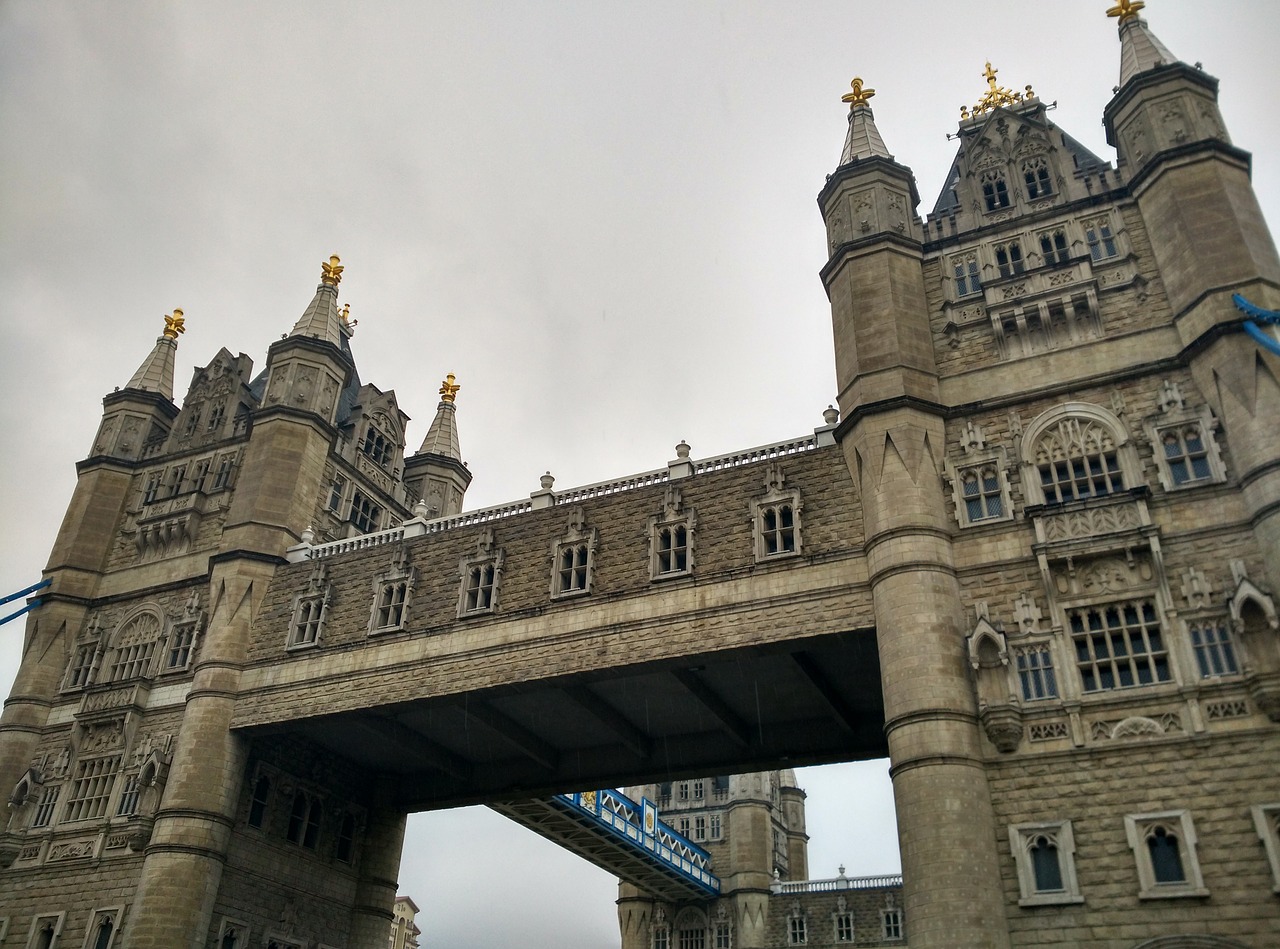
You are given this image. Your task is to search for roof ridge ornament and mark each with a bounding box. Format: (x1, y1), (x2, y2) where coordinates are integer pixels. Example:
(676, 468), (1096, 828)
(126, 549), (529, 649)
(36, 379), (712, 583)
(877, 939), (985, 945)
(841, 77), (875, 110)
(439, 373), (461, 404)
(320, 254), (344, 287)
(1106, 0), (1146, 24)
(961, 62), (1034, 119)
(162, 309), (186, 340)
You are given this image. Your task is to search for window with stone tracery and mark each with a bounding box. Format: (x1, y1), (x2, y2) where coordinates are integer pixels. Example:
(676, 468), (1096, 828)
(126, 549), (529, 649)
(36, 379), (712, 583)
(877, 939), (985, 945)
(108, 610), (163, 682)
(1083, 215), (1118, 261)
(1014, 644), (1058, 700)
(981, 171), (1010, 211)
(1033, 417), (1125, 505)
(995, 240), (1025, 278)
(1069, 600), (1171, 692)
(551, 507), (597, 599)
(1038, 227), (1069, 266)
(1022, 158), (1053, 199)
(62, 756), (119, 823)
(952, 252), (983, 297)
(1125, 811), (1208, 898)
(1188, 620), (1239, 678)
(1009, 821), (1083, 905)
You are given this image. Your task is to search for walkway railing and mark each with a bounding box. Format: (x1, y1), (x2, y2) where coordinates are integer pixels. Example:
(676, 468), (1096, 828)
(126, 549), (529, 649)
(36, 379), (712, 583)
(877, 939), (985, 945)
(772, 872), (903, 894)
(294, 430), (826, 562)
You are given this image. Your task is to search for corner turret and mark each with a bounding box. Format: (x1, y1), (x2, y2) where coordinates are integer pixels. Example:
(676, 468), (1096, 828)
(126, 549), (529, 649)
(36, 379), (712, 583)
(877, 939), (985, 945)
(404, 374), (473, 518)
(89, 311), (185, 461)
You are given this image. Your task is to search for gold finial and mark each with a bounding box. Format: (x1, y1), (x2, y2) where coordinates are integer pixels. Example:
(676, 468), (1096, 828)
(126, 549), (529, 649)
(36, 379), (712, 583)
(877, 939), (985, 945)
(1106, 0), (1145, 23)
(162, 309), (186, 339)
(966, 61), (1028, 117)
(320, 254), (344, 286)
(439, 373), (461, 404)
(841, 77), (875, 110)
(340, 302), (358, 328)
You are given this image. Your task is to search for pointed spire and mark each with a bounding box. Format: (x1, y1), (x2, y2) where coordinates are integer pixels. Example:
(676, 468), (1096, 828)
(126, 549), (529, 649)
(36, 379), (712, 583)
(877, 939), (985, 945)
(839, 77), (892, 164)
(288, 255), (346, 346)
(1109, 1), (1178, 87)
(125, 310), (183, 399)
(416, 374), (463, 460)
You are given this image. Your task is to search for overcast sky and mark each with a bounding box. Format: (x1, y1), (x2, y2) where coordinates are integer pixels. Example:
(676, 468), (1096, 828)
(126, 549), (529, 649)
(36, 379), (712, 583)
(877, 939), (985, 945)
(3, 2), (1279, 946)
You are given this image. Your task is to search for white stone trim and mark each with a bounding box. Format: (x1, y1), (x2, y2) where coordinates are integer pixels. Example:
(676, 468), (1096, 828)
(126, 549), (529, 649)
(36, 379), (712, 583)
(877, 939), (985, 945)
(1124, 810), (1209, 899)
(1008, 820), (1084, 906)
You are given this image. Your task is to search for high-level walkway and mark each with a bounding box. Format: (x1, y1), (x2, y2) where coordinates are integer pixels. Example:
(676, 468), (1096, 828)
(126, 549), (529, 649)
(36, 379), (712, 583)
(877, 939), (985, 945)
(493, 788), (720, 901)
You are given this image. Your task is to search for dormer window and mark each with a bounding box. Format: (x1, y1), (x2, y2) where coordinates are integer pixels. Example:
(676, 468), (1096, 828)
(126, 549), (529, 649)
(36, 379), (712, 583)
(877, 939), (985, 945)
(981, 172), (1010, 211)
(995, 241), (1025, 278)
(1023, 158), (1053, 199)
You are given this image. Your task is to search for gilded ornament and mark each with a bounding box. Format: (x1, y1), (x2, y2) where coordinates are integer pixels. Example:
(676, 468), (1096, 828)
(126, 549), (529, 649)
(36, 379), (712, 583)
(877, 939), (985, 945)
(841, 77), (875, 109)
(964, 62), (1029, 118)
(162, 309), (186, 339)
(320, 254), (344, 286)
(1106, 0), (1145, 23)
(439, 373), (461, 403)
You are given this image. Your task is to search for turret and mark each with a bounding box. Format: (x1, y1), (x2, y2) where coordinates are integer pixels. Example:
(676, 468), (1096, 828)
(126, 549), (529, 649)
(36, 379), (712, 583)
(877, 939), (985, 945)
(403, 373), (472, 518)
(90, 310), (184, 462)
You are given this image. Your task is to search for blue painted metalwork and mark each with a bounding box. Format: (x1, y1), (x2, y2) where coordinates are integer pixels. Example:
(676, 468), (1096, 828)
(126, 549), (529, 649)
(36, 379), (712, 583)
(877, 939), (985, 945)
(1233, 293), (1280, 358)
(0, 579), (50, 628)
(556, 787), (721, 895)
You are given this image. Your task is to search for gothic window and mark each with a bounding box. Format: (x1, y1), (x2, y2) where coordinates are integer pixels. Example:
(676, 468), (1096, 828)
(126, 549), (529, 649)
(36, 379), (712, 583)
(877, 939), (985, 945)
(1188, 621), (1239, 678)
(647, 488), (695, 581)
(753, 464), (802, 561)
(1125, 811), (1208, 898)
(713, 922), (731, 949)
(551, 507), (597, 599)
(247, 774), (271, 829)
(1038, 228), (1069, 266)
(787, 916), (807, 945)
(336, 810), (357, 863)
(679, 817), (690, 837)
(709, 813), (722, 839)
(1034, 418), (1124, 504)
(1161, 426), (1211, 484)
(85, 908), (122, 949)
(1069, 600), (1171, 691)
(694, 816), (707, 841)
(952, 253), (983, 297)
(142, 472), (161, 504)
(25, 915), (63, 949)
(168, 463), (188, 497)
(31, 785), (60, 828)
(211, 453), (236, 490)
(946, 430), (1013, 528)
(327, 475), (348, 513)
(369, 549), (415, 635)
(108, 610), (163, 682)
(288, 564), (331, 650)
(217, 919), (250, 949)
(674, 910), (707, 949)
(881, 908), (904, 940)
(459, 532), (504, 618)
(1251, 803), (1280, 892)
(995, 240), (1025, 278)
(653, 926), (670, 949)
(961, 465), (1004, 522)
(183, 407), (202, 438)
(360, 427), (394, 469)
(64, 641), (98, 691)
(1009, 821), (1083, 905)
(981, 172), (1010, 211)
(192, 458), (212, 493)
(349, 490), (383, 534)
(206, 402), (226, 433)
(115, 773), (140, 816)
(1014, 644), (1058, 700)
(693, 779), (704, 800)
(286, 790), (322, 849)
(1083, 216), (1118, 261)
(62, 756), (119, 822)
(834, 912), (853, 942)
(164, 620), (199, 671)
(1023, 158), (1053, 199)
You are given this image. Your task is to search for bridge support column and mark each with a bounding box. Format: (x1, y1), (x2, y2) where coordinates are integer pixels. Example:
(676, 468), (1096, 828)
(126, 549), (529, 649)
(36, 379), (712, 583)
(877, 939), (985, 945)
(347, 802), (407, 949)
(842, 411), (1009, 949)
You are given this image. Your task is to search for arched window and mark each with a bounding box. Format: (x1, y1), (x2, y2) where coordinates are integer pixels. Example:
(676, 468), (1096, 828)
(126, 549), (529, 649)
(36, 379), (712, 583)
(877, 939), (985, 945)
(1029, 835), (1063, 891)
(286, 790), (321, 849)
(1147, 825), (1186, 883)
(1022, 158), (1053, 199)
(1023, 406), (1134, 507)
(108, 610), (164, 681)
(248, 774), (271, 828)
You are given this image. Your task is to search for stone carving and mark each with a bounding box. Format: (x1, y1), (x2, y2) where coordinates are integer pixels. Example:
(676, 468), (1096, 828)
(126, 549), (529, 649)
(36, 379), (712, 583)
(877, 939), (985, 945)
(79, 718), (125, 754)
(1012, 593), (1042, 635)
(1204, 700), (1248, 721)
(48, 839), (97, 862)
(1028, 721), (1069, 742)
(1180, 567), (1213, 609)
(1093, 715), (1177, 741)
(81, 687), (137, 715)
(1041, 502), (1141, 542)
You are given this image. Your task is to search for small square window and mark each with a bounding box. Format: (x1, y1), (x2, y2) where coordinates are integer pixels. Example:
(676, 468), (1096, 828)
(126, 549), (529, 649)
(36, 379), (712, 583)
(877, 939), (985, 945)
(1009, 821), (1084, 905)
(1024, 160), (1054, 199)
(1124, 810), (1209, 899)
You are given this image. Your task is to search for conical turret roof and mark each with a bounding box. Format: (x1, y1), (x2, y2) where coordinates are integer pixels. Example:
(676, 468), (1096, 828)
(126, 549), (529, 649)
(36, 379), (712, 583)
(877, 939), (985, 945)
(415, 373), (463, 461)
(288, 255), (346, 347)
(125, 310), (184, 400)
(1113, 2), (1178, 87)
(838, 78), (892, 164)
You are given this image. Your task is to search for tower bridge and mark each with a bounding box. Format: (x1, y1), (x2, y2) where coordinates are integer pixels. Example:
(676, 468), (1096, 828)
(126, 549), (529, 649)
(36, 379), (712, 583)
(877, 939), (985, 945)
(3, 6), (1280, 949)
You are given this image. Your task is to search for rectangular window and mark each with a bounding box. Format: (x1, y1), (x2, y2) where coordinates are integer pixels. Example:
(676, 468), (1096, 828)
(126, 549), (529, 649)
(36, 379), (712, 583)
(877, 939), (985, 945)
(654, 931), (670, 949)
(679, 929), (705, 949)
(32, 785), (60, 828)
(169, 464), (188, 497)
(290, 595), (326, 648)
(961, 465), (1004, 522)
(788, 917), (807, 945)
(1161, 425), (1212, 485)
(694, 816), (707, 841)
(1024, 162), (1053, 199)
(142, 474), (161, 505)
(327, 475), (347, 513)
(360, 429), (394, 468)
(63, 757), (119, 822)
(110, 641), (155, 681)
(349, 491), (382, 534)
(678, 817), (690, 837)
(835, 913), (853, 942)
(66, 643), (97, 689)
(166, 622), (197, 670)
(1069, 600), (1171, 692)
(882, 909), (903, 940)
(1189, 623), (1239, 677)
(709, 813), (722, 840)
(1039, 229), (1069, 266)
(1038, 449), (1123, 504)
(184, 409), (202, 438)
(116, 773), (141, 817)
(212, 455), (236, 490)
(374, 580), (409, 631)
(954, 256), (983, 297)
(996, 241), (1025, 278)
(1085, 217), (1118, 260)
(192, 459), (212, 493)
(655, 524), (689, 576)
(206, 402), (226, 433)
(761, 504), (796, 555)
(556, 543), (591, 594)
(982, 175), (1010, 211)
(714, 924), (731, 949)
(1015, 645), (1058, 700)
(464, 562), (497, 613)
